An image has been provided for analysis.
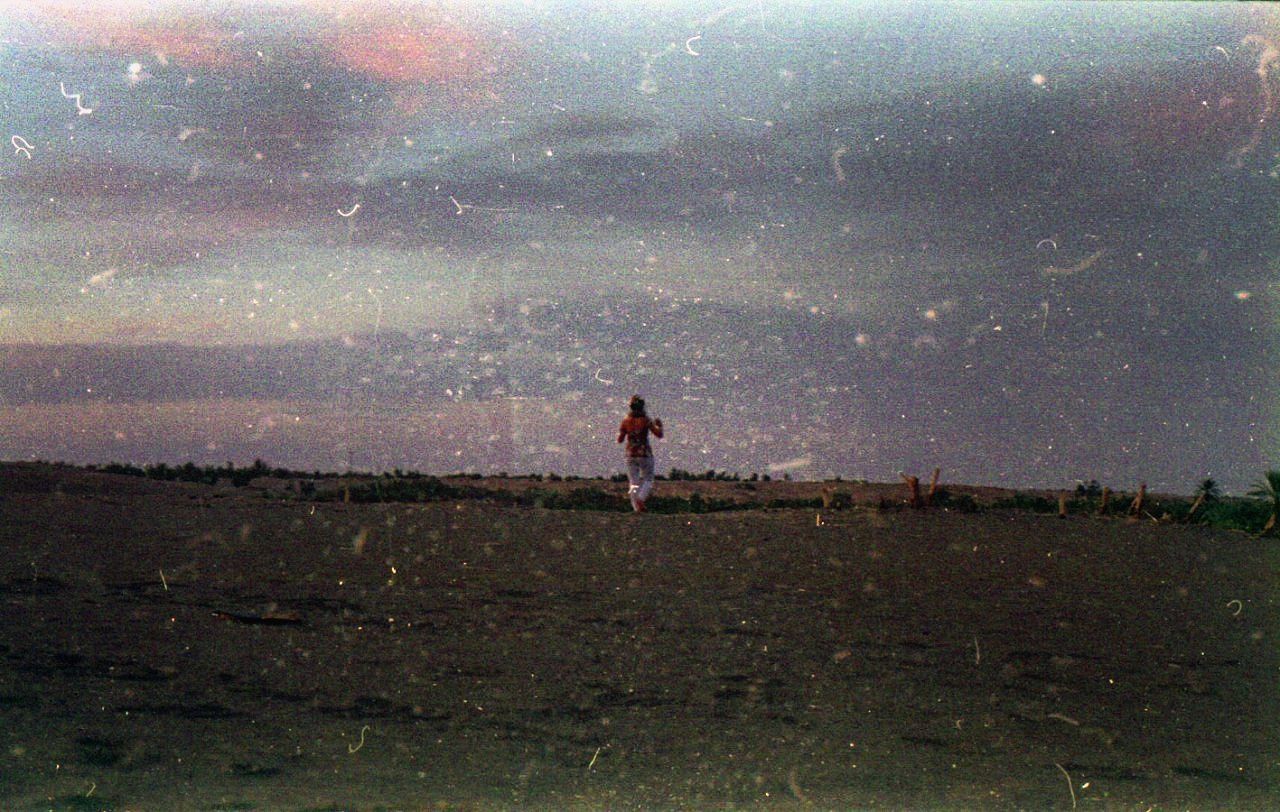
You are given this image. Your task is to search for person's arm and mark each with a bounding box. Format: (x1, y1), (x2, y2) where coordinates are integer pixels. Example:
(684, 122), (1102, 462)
(617, 419), (628, 443)
(650, 418), (663, 439)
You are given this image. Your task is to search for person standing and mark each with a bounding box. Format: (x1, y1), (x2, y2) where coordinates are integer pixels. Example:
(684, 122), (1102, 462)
(617, 395), (664, 512)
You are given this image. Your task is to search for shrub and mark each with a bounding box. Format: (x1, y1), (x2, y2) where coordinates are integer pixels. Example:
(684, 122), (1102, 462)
(1198, 498), (1274, 534)
(1247, 470), (1280, 535)
(102, 462), (145, 478)
(992, 492), (1057, 513)
(932, 490), (979, 513)
(766, 497), (824, 510)
(647, 494), (741, 514)
(1075, 480), (1103, 498)
(530, 488), (626, 512)
(332, 476), (484, 504)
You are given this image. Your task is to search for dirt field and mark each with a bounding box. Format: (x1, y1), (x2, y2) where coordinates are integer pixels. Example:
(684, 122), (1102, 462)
(1, 464), (1277, 810)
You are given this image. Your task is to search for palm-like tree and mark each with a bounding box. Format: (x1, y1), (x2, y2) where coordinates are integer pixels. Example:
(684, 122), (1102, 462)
(1247, 470), (1280, 535)
(1197, 478), (1222, 502)
(1186, 477), (1221, 521)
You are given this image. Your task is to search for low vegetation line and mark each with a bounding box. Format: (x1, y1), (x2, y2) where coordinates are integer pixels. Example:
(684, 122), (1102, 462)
(54, 461), (1280, 534)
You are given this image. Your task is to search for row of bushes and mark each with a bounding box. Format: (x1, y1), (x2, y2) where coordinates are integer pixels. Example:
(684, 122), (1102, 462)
(990, 490), (1272, 532)
(95, 461), (788, 487)
(92, 459), (322, 487)
(448, 469), (787, 483)
(334, 478), (1277, 532)
(325, 477), (826, 514)
(85, 460), (1278, 533)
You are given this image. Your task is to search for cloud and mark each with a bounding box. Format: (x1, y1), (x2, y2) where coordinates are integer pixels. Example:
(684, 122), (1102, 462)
(1, 170), (353, 284)
(321, 6), (502, 89)
(26, 2), (251, 71)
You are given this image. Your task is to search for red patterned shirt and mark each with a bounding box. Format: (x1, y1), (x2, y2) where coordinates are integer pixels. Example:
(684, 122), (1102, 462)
(617, 415), (663, 458)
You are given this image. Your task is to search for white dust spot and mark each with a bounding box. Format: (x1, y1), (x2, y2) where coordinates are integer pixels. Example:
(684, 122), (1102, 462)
(127, 62), (150, 86)
(766, 456), (812, 474)
(88, 268), (118, 287)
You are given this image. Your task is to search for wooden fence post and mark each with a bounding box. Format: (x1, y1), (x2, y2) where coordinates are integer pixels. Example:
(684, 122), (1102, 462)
(1099, 487), (1111, 515)
(901, 474), (922, 508)
(1128, 482), (1146, 517)
(1058, 493), (1067, 519)
(1186, 491), (1206, 521)
(925, 468), (941, 507)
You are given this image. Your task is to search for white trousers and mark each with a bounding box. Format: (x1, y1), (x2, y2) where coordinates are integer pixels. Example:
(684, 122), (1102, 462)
(626, 456), (656, 510)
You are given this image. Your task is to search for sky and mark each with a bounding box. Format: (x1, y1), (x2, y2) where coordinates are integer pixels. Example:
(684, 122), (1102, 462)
(1, 0), (1279, 493)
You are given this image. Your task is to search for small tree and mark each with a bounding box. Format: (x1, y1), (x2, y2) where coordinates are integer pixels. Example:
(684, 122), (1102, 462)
(1197, 478), (1222, 502)
(1075, 479), (1102, 498)
(1186, 478), (1222, 521)
(1247, 470), (1280, 535)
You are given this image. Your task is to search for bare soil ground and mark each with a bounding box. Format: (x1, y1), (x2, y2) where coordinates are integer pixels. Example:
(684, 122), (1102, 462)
(1, 464), (1277, 810)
